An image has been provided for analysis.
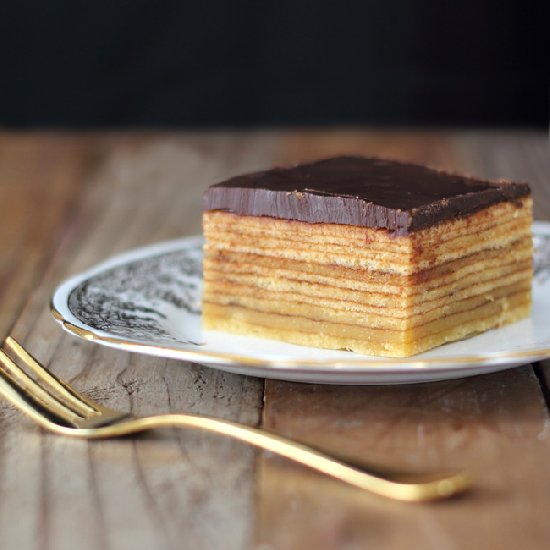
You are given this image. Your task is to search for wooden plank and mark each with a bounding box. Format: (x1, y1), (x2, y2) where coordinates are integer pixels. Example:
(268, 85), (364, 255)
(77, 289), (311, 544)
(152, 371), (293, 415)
(451, 131), (550, 221)
(0, 133), (278, 550)
(0, 134), (99, 338)
(256, 131), (550, 549)
(278, 128), (460, 169)
(257, 369), (550, 549)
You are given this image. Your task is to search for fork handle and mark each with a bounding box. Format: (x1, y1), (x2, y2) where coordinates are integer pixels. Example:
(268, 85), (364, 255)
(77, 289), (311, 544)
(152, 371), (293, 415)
(68, 413), (471, 501)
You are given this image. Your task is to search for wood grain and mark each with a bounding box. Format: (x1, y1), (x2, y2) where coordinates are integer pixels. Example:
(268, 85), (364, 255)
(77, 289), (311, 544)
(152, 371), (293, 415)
(0, 131), (548, 550)
(0, 134), (98, 338)
(256, 130), (550, 550)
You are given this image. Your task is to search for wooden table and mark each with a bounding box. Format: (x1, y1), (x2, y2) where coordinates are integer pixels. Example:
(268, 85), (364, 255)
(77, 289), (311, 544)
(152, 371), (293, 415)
(1, 130), (549, 550)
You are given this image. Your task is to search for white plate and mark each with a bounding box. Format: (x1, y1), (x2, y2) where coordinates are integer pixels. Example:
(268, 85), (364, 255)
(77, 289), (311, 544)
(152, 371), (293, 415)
(51, 222), (550, 385)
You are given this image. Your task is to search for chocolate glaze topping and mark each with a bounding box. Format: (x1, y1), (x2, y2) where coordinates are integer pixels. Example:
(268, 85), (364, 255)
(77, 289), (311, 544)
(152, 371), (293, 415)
(203, 156), (531, 235)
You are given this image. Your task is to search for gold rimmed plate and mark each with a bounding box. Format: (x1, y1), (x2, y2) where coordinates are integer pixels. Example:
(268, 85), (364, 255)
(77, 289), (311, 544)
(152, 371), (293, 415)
(51, 222), (550, 385)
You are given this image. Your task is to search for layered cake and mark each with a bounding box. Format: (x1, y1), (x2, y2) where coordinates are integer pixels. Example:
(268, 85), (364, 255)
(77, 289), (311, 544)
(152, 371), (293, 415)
(202, 156), (532, 357)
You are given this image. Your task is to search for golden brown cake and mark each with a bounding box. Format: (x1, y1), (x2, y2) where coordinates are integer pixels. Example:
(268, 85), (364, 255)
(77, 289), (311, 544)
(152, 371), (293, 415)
(202, 156), (532, 357)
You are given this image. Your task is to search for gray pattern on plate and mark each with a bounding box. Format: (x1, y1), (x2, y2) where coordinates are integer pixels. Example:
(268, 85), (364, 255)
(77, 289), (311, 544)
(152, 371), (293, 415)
(534, 233), (550, 283)
(68, 245), (203, 345)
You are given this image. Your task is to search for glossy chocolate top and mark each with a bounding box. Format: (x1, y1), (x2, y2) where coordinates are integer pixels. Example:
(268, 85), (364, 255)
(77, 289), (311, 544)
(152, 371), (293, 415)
(203, 156), (530, 234)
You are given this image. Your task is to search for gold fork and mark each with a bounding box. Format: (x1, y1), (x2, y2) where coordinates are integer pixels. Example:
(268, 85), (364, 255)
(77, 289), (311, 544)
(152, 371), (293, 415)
(0, 336), (472, 502)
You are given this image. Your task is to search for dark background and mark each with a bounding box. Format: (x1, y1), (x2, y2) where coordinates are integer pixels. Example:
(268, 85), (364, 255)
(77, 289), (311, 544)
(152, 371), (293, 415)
(0, 1), (547, 128)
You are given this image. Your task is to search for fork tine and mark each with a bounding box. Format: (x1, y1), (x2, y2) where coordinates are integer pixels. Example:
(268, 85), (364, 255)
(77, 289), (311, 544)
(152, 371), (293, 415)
(0, 364), (74, 429)
(5, 337), (98, 416)
(0, 349), (81, 425)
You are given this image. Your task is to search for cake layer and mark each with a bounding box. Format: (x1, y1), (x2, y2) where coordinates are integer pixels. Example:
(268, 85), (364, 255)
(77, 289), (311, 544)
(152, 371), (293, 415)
(204, 268), (532, 325)
(204, 244), (532, 299)
(204, 198), (532, 274)
(203, 291), (531, 357)
(203, 156), (530, 235)
(204, 278), (531, 331)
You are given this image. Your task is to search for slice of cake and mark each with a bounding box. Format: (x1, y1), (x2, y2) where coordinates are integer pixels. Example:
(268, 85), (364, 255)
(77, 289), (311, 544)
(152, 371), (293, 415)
(202, 156), (532, 357)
